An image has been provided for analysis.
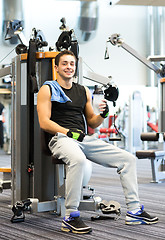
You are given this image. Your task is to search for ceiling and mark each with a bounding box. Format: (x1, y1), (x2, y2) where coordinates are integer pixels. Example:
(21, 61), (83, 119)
(58, 0), (165, 6)
(114, 0), (165, 6)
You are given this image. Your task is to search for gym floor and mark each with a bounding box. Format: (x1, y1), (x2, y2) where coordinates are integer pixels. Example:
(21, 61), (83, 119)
(0, 149), (165, 240)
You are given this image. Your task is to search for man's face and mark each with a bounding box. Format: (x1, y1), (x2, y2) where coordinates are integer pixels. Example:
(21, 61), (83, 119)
(55, 54), (76, 80)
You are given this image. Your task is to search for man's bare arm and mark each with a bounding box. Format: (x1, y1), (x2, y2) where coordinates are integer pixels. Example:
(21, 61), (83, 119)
(37, 85), (69, 135)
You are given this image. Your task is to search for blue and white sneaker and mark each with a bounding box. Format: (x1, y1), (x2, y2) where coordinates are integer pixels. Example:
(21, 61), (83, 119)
(61, 211), (92, 234)
(125, 205), (159, 225)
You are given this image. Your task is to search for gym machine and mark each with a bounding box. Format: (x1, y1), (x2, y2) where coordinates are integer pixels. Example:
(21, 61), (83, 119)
(107, 34), (165, 182)
(0, 25), (121, 221)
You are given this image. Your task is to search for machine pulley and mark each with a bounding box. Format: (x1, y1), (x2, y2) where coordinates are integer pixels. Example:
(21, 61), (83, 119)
(104, 83), (119, 107)
(56, 30), (74, 51)
(55, 18), (79, 59)
(4, 20), (24, 41)
(107, 33), (165, 78)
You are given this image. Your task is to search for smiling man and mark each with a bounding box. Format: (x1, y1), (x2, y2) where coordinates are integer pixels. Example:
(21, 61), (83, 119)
(37, 50), (158, 235)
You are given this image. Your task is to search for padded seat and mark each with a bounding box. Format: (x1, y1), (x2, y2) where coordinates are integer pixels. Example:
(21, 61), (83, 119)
(136, 150), (165, 159)
(136, 149), (165, 183)
(136, 132), (165, 183)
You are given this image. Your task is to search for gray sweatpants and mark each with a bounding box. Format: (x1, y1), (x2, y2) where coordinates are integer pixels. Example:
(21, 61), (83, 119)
(49, 133), (140, 216)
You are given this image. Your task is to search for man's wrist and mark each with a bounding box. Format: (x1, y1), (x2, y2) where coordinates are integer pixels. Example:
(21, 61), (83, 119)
(67, 129), (85, 142)
(100, 112), (109, 118)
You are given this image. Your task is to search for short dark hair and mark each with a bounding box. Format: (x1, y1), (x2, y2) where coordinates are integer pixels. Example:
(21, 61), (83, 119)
(55, 50), (76, 66)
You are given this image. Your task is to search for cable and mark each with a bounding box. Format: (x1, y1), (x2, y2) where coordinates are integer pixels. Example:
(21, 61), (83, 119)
(0, 47), (16, 64)
(113, 114), (120, 134)
(82, 60), (94, 72)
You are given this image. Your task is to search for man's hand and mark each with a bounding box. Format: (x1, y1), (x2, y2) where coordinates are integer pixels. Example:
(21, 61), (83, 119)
(100, 100), (109, 118)
(67, 129), (85, 142)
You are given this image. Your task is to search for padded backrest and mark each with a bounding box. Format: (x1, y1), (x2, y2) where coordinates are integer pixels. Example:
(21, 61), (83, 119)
(40, 129), (52, 156)
(40, 129), (65, 164)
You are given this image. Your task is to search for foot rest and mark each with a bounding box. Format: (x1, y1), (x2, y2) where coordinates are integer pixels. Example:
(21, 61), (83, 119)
(91, 200), (121, 221)
(99, 200), (121, 215)
(136, 150), (165, 159)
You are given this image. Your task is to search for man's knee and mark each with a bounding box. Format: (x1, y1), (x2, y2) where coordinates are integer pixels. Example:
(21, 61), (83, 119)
(122, 150), (136, 163)
(70, 155), (87, 169)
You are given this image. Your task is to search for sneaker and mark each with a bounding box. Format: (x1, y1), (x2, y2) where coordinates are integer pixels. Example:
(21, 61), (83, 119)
(61, 211), (92, 234)
(125, 205), (159, 225)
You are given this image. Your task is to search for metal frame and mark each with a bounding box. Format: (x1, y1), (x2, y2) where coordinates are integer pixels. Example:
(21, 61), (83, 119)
(109, 34), (165, 141)
(29, 163), (102, 217)
(0, 66), (12, 78)
(10, 54), (57, 205)
(136, 150), (165, 183)
(0, 168), (11, 193)
(108, 34), (165, 181)
(109, 34), (162, 75)
(0, 52), (122, 218)
(0, 53), (104, 216)
(150, 156), (165, 183)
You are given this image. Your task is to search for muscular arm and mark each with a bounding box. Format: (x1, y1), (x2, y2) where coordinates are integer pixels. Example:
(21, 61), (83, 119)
(37, 85), (69, 135)
(84, 86), (107, 129)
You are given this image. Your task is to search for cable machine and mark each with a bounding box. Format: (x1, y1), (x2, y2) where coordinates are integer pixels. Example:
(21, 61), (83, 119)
(0, 22), (121, 221)
(107, 34), (165, 182)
